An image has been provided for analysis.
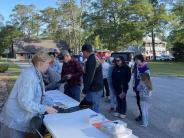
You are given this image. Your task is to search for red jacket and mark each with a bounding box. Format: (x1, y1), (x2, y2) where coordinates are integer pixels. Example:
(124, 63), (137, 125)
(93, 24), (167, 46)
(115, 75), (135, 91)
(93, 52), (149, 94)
(61, 59), (83, 86)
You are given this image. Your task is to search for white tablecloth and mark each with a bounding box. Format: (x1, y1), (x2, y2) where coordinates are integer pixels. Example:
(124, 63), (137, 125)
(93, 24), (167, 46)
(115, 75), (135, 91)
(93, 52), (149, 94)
(44, 90), (138, 138)
(45, 90), (79, 108)
(44, 109), (109, 138)
(44, 90), (108, 138)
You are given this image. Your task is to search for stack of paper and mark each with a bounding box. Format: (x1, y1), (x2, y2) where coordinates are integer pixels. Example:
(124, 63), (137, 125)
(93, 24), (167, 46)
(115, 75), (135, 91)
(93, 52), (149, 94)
(99, 120), (136, 138)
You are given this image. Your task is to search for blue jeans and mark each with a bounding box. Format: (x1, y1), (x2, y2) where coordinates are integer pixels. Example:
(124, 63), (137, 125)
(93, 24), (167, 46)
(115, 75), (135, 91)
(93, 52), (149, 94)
(85, 90), (103, 113)
(140, 97), (150, 126)
(64, 84), (81, 102)
(108, 79), (117, 109)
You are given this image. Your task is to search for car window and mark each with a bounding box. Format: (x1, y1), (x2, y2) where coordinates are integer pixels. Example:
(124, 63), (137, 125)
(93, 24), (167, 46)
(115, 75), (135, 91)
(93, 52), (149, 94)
(111, 53), (133, 62)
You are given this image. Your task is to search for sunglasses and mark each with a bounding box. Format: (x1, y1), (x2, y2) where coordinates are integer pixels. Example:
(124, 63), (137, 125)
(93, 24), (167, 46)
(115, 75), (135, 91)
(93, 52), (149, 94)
(116, 59), (121, 62)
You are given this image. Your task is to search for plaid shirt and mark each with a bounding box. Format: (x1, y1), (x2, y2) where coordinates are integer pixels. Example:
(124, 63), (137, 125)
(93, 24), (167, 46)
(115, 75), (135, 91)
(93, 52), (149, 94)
(61, 59), (83, 86)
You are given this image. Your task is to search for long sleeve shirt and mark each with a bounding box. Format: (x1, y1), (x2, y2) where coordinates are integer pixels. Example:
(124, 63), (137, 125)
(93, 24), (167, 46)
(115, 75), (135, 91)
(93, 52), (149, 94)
(137, 81), (152, 98)
(0, 66), (52, 132)
(102, 62), (110, 79)
(50, 59), (62, 74)
(83, 54), (103, 94)
(112, 65), (131, 93)
(61, 59), (83, 86)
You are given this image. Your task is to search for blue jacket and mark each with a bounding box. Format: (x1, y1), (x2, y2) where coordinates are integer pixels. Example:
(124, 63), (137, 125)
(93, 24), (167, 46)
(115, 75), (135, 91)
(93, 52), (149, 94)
(0, 66), (53, 132)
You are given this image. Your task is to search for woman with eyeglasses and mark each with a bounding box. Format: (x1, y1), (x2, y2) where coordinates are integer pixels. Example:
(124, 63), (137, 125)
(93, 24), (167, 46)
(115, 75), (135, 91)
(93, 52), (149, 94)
(112, 56), (131, 119)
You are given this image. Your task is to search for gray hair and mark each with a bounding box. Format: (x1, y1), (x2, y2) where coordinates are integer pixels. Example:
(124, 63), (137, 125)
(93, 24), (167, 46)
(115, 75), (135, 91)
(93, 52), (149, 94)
(32, 51), (51, 65)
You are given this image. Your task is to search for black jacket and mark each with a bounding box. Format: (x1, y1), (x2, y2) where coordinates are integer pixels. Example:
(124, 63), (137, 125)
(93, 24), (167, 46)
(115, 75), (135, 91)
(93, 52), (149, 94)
(112, 65), (131, 93)
(83, 54), (103, 94)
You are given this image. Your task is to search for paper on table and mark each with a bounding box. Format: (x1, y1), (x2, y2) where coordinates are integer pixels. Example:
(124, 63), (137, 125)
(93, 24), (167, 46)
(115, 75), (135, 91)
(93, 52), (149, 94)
(45, 90), (79, 108)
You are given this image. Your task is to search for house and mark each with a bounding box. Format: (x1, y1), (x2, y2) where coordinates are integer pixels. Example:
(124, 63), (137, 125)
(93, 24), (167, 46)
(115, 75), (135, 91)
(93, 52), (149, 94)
(143, 36), (169, 57)
(12, 39), (68, 60)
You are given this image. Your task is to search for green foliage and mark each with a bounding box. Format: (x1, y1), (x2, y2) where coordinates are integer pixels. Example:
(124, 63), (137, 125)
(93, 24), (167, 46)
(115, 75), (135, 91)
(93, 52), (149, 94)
(0, 25), (22, 55)
(82, 0), (170, 51)
(3, 0), (181, 54)
(10, 4), (41, 39)
(168, 1), (184, 59)
(94, 35), (103, 50)
(169, 1), (184, 44)
(0, 64), (8, 73)
(56, 0), (82, 53)
(40, 7), (59, 38)
(172, 42), (184, 61)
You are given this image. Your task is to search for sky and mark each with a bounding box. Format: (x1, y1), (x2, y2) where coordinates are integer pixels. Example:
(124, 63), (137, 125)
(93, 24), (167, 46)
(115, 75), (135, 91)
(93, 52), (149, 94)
(0, 0), (173, 23)
(0, 0), (80, 23)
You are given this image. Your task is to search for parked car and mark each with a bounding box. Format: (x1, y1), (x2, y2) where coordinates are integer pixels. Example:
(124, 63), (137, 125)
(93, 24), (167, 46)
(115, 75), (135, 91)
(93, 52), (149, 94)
(162, 55), (175, 61)
(153, 55), (175, 61)
(155, 56), (164, 61)
(111, 52), (135, 67)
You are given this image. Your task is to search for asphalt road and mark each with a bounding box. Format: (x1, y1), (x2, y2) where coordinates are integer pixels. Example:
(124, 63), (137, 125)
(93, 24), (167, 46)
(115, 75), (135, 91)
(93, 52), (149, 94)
(100, 77), (184, 138)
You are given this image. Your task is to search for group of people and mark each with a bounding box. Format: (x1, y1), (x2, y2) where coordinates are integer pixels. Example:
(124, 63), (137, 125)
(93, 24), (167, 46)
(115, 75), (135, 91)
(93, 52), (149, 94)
(102, 54), (152, 128)
(0, 44), (152, 138)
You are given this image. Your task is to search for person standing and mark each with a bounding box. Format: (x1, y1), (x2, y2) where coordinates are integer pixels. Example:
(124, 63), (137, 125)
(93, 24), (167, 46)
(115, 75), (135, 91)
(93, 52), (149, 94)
(43, 55), (61, 91)
(81, 44), (103, 113)
(107, 57), (117, 112)
(61, 50), (83, 102)
(49, 51), (62, 74)
(133, 54), (150, 122)
(0, 51), (57, 138)
(112, 56), (131, 119)
(137, 73), (152, 127)
(101, 57), (110, 102)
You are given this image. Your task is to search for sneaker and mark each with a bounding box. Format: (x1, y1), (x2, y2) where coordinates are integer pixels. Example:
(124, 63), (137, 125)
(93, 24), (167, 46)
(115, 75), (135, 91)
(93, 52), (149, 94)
(135, 115), (142, 122)
(119, 114), (126, 119)
(113, 112), (119, 117)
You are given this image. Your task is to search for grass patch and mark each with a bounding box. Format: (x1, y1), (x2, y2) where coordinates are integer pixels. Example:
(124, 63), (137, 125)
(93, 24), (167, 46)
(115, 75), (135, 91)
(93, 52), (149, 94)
(0, 62), (21, 80)
(8, 65), (21, 72)
(149, 62), (184, 77)
(0, 62), (21, 93)
(0, 59), (6, 62)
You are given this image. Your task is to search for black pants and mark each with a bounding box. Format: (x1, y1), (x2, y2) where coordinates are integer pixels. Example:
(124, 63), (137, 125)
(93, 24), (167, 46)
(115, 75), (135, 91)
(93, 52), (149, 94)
(116, 92), (127, 115)
(136, 92), (142, 117)
(103, 78), (110, 97)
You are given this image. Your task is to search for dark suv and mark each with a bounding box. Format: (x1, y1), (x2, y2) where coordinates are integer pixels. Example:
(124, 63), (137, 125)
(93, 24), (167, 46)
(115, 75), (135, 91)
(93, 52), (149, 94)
(111, 52), (134, 67)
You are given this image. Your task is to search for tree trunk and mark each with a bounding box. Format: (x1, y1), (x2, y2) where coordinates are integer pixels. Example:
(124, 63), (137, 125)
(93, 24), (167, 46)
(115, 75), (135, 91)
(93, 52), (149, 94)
(151, 0), (157, 61)
(151, 28), (156, 61)
(79, 0), (84, 53)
